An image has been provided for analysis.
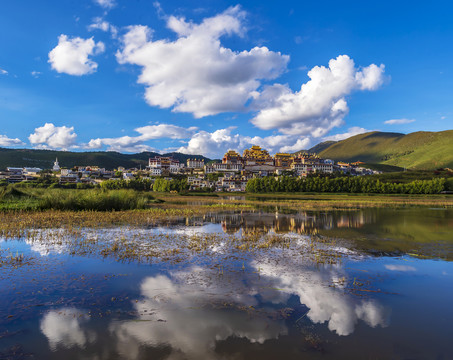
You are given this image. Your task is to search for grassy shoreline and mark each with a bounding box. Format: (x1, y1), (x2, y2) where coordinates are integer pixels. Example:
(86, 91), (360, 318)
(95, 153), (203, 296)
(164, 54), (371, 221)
(0, 186), (452, 215)
(160, 192), (453, 209)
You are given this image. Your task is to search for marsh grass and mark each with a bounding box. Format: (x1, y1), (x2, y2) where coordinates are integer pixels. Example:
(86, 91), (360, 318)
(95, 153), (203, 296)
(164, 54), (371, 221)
(0, 223), (348, 268)
(38, 189), (154, 211)
(0, 186), (162, 211)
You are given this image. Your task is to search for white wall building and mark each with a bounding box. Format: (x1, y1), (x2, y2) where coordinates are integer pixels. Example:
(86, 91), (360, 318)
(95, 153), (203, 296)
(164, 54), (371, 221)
(52, 158), (60, 171)
(186, 158), (205, 169)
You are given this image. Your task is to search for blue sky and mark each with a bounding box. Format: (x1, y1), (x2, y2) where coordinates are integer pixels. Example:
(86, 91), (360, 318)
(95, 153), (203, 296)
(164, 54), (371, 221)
(0, 0), (452, 157)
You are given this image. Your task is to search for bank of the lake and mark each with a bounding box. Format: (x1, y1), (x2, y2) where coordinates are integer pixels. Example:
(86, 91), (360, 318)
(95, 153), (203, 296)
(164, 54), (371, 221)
(1, 185), (453, 213)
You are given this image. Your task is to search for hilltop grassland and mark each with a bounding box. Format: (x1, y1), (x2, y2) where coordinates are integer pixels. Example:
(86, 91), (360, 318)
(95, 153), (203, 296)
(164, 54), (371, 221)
(318, 130), (453, 170)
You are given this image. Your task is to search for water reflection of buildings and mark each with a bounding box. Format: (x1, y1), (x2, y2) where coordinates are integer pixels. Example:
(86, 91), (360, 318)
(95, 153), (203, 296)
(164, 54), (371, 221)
(336, 212), (372, 229)
(152, 210), (377, 237)
(180, 211), (376, 235)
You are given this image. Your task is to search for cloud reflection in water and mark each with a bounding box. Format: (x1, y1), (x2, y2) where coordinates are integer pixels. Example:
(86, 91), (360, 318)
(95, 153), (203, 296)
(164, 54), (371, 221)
(40, 307), (95, 350)
(254, 261), (389, 336)
(107, 261), (389, 358)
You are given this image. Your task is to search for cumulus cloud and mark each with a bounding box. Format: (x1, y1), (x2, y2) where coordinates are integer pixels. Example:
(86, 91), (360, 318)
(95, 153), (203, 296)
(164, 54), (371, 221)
(178, 127), (311, 157)
(29, 123), (77, 150)
(0, 134), (24, 147)
(384, 118), (415, 125)
(322, 126), (370, 141)
(178, 127), (245, 157)
(85, 124), (197, 153)
(31, 71), (42, 78)
(93, 0), (115, 9)
(0, 67), (7, 75)
(116, 6), (289, 118)
(251, 55), (386, 136)
(48, 35), (105, 76)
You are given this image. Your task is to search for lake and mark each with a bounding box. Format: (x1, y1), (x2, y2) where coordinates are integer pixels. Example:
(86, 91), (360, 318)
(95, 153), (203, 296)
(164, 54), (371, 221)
(1, 207), (452, 359)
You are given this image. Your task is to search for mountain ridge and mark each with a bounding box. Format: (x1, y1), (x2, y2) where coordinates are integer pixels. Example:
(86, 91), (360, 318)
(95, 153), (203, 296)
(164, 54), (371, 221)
(1, 130), (451, 171)
(0, 148), (209, 170)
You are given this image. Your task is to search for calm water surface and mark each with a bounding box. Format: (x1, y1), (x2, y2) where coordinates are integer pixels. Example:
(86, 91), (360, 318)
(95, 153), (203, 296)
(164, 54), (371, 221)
(0, 208), (452, 359)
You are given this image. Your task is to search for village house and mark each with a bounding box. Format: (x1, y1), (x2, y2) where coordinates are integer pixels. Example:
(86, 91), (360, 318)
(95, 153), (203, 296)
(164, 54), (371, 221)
(1, 146), (379, 190)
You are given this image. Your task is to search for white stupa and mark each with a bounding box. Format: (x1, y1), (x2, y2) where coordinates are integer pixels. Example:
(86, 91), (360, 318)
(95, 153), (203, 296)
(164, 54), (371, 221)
(52, 158), (60, 171)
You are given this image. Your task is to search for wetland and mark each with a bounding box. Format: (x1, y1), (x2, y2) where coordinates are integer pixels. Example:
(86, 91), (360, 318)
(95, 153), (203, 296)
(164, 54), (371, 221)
(0, 194), (452, 359)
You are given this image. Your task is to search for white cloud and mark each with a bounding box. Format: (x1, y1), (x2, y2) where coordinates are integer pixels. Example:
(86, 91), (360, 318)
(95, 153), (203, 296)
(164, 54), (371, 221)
(251, 55), (386, 136)
(48, 35), (105, 76)
(279, 138), (311, 153)
(29, 123), (77, 150)
(0, 68), (7, 75)
(88, 17), (110, 32)
(116, 6), (289, 118)
(178, 127), (312, 157)
(85, 124), (197, 153)
(384, 264), (416, 272)
(177, 127), (245, 157)
(247, 134), (311, 154)
(322, 126), (370, 141)
(0, 135), (24, 147)
(87, 17), (118, 38)
(93, 0), (115, 9)
(384, 118), (415, 125)
(31, 71), (42, 78)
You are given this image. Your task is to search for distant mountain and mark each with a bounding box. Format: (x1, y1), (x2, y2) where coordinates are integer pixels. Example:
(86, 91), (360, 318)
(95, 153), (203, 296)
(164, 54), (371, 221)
(2, 130), (452, 171)
(314, 130), (453, 170)
(0, 148), (210, 170)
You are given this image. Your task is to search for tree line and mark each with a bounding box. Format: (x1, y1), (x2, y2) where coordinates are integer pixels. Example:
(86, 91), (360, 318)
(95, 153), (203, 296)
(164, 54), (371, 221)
(100, 178), (189, 192)
(245, 176), (446, 194)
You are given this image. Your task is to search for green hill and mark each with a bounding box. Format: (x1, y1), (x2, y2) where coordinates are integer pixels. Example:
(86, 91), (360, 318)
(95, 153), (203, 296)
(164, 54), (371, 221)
(316, 130), (453, 170)
(294, 141), (337, 155)
(0, 148), (210, 170)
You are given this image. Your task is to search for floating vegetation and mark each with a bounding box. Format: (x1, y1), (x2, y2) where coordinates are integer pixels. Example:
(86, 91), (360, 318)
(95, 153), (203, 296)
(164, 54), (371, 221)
(0, 249), (34, 268)
(0, 221), (354, 269)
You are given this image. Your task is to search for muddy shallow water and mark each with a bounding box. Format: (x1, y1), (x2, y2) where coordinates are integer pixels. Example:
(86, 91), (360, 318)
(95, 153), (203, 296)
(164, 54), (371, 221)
(1, 208), (452, 359)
